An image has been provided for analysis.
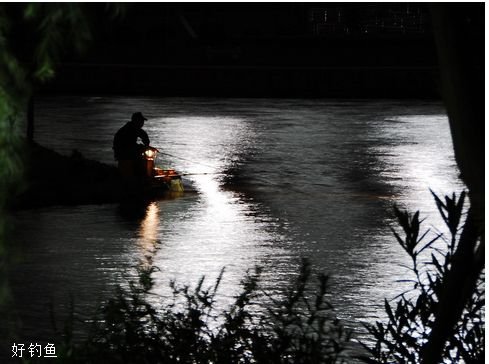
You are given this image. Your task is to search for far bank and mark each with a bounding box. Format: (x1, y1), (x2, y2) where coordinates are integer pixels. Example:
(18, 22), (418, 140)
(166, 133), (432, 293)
(40, 63), (440, 99)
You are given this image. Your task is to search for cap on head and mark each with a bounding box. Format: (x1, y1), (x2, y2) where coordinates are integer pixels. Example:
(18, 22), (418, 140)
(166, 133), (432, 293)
(131, 112), (147, 123)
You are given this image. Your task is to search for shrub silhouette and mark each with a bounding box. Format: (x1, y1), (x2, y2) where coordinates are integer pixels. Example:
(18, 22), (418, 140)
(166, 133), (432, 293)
(58, 260), (351, 363)
(360, 192), (484, 363)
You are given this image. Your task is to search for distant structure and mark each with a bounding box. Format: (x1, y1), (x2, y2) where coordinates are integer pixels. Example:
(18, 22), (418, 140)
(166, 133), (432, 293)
(308, 4), (428, 36)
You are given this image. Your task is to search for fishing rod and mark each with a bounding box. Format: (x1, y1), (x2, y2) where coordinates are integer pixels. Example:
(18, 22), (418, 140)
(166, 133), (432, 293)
(154, 149), (218, 169)
(139, 147), (308, 198)
(151, 148), (229, 177)
(180, 172), (227, 176)
(153, 147), (309, 194)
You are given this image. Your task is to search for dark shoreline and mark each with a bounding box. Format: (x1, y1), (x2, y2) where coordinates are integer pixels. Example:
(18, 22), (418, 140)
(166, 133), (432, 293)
(40, 63), (441, 99)
(10, 143), (152, 210)
(11, 143), (118, 209)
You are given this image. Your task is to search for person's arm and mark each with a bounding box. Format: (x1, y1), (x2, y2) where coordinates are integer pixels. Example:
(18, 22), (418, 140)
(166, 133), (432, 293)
(139, 129), (150, 146)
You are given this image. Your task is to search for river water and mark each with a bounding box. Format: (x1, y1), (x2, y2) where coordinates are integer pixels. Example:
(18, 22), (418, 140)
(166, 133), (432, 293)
(7, 96), (464, 354)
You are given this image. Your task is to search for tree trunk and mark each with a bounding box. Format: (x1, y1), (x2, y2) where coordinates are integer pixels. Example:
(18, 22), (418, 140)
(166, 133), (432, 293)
(421, 5), (484, 363)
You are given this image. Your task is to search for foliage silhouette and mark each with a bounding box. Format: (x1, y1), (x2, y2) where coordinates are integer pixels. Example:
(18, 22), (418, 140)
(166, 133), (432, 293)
(56, 260), (351, 363)
(0, 2), (126, 349)
(360, 192), (484, 363)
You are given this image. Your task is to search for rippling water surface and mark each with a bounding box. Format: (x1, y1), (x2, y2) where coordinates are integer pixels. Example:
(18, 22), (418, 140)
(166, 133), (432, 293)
(9, 97), (464, 350)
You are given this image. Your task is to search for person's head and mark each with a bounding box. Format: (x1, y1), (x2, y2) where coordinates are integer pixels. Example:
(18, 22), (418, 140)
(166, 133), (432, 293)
(131, 112), (147, 128)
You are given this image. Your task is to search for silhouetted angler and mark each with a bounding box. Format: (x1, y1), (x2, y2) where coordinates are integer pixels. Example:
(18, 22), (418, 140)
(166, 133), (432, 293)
(113, 112), (150, 176)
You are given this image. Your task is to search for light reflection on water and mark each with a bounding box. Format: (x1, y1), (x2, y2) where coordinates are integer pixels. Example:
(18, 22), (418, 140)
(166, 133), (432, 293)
(138, 202), (160, 266)
(8, 97), (464, 351)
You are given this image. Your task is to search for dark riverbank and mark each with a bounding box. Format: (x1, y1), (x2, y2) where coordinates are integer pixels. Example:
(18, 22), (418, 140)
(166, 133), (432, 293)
(41, 63), (440, 99)
(11, 143), (121, 209)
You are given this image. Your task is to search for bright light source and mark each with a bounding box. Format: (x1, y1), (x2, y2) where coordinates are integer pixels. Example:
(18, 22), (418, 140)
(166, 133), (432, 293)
(144, 149), (156, 159)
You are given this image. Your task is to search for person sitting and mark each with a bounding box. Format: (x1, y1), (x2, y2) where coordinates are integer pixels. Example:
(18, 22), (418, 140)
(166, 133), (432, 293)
(113, 112), (150, 177)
